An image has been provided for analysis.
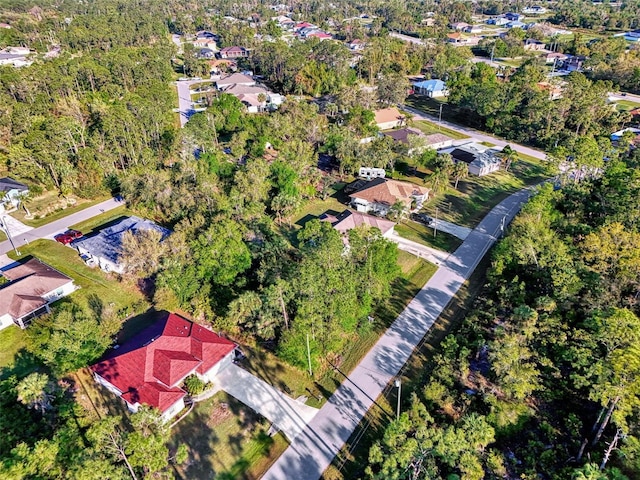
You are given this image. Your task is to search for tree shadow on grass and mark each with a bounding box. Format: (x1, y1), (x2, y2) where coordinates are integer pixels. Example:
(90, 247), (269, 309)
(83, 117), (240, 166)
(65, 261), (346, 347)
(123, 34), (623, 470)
(0, 348), (42, 381)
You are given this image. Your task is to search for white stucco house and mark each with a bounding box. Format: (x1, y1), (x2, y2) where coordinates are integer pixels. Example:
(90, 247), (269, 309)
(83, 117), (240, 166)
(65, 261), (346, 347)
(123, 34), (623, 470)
(439, 142), (502, 176)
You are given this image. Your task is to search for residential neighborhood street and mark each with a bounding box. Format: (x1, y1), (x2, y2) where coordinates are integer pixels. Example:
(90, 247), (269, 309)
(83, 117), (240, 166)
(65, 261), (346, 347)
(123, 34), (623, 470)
(0, 197), (123, 261)
(261, 186), (533, 480)
(402, 104), (548, 161)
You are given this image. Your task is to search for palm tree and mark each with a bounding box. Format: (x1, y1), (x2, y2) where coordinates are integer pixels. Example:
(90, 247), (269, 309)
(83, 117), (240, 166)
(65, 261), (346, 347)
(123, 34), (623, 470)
(452, 161), (468, 189)
(17, 372), (54, 412)
(500, 145), (519, 171)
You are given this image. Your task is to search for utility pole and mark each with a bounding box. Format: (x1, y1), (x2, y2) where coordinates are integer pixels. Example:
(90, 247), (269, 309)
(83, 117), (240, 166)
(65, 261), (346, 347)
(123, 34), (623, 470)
(394, 378), (401, 421)
(433, 207), (438, 238)
(306, 333), (313, 376)
(0, 216), (20, 256)
(438, 102), (443, 127)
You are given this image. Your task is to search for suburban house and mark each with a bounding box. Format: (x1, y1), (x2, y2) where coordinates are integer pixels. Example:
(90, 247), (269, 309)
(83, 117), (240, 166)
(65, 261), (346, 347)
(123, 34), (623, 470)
(73, 216), (171, 274)
(440, 142), (501, 176)
(413, 79), (447, 98)
(383, 127), (421, 144)
(487, 16), (510, 26)
(450, 22), (470, 31)
(564, 55), (585, 72)
(215, 72), (256, 89)
(545, 52), (568, 64)
(91, 312), (236, 421)
(208, 59), (237, 75)
(193, 38), (217, 50)
(305, 31), (332, 40)
(523, 6), (547, 14)
(218, 46), (249, 59)
(373, 107), (405, 130)
(504, 12), (524, 22)
(423, 133), (454, 150)
(347, 39), (366, 51)
(349, 178), (429, 216)
(507, 20), (526, 29)
(0, 259), (77, 330)
(320, 209), (396, 239)
(197, 48), (216, 59)
(536, 81), (563, 100)
(524, 39), (546, 51)
(0, 177), (28, 209)
(464, 25), (483, 34)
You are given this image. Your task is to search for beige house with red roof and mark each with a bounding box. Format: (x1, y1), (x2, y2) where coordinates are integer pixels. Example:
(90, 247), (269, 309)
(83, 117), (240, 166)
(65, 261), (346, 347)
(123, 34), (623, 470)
(91, 313), (236, 421)
(349, 178), (429, 216)
(0, 259), (77, 330)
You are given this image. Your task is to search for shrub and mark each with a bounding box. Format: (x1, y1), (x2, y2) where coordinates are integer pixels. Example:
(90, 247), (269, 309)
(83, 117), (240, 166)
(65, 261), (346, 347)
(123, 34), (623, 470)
(184, 374), (205, 396)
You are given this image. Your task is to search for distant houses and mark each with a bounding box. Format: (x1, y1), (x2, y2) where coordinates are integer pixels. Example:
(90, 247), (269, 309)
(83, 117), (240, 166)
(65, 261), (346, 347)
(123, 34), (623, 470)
(218, 46), (249, 59)
(91, 312), (236, 421)
(73, 216), (171, 274)
(0, 259), (77, 330)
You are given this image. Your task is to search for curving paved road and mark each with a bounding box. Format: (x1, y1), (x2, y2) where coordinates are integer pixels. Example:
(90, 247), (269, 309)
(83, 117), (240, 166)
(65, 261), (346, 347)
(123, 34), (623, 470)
(402, 104), (548, 161)
(0, 197), (124, 258)
(261, 186), (534, 480)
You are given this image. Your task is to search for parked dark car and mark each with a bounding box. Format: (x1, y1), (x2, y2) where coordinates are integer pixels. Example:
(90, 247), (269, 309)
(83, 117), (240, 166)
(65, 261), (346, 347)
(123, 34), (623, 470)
(410, 213), (432, 225)
(65, 229), (83, 239)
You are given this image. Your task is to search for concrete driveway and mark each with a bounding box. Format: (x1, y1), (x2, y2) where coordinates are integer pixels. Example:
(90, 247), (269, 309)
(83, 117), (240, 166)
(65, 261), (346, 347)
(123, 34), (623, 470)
(214, 364), (319, 442)
(429, 218), (472, 240)
(389, 232), (449, 264)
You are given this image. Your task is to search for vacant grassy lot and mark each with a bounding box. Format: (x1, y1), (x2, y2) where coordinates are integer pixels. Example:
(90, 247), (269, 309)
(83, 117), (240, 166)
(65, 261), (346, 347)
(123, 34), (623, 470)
(419, 157), (548, 228)
(410, 118), (470, 141)
(169, 392), (289, 480)
(395, 219), (463, 252)
(615, 99), (640, 111)
(10, 191), (109, 227)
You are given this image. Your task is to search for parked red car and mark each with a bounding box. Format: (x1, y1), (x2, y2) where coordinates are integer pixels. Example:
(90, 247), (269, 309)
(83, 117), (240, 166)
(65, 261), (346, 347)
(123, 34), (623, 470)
(54, 230), (83, 245)
(54, 234), (75, 245)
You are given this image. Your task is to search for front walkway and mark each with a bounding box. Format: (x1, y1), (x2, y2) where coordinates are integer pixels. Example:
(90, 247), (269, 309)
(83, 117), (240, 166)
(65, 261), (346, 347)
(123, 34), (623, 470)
(214, 364), (319, 442)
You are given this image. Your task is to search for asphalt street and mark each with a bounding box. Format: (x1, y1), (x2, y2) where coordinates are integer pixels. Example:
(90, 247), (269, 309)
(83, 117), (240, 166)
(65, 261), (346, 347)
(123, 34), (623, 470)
(0, 197), (123, 258)
(261, 186), (533, 480)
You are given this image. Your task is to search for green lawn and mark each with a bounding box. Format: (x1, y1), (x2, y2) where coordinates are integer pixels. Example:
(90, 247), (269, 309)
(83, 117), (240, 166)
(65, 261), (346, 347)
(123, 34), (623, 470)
(419, 156), (548, 228)
(11, 192), (110, 228)
(410, 118), (470, 141)
(395, 220), (462, 252)
(169, 392), (289, 479)
(615, 99), (640, 112)
(8, 240), (145, 314)
(0, 240), (148, 377)
(69, 205), (132, 234)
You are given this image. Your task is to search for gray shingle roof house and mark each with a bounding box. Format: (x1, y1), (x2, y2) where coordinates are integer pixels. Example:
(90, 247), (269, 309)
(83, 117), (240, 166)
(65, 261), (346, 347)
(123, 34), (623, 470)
(73, 216), (170, 274)
(0, 177), (28, 208)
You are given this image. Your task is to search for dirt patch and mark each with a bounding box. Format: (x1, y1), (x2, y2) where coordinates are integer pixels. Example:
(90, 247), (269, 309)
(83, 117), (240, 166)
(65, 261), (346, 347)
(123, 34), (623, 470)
(207, 401), (234, 426)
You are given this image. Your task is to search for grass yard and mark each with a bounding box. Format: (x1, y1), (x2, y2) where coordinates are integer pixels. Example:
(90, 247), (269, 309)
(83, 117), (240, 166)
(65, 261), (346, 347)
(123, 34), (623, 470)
(410, 118), (470, 141)
(395, 220), (462, 252)
(419, 155), (548, 228)
(169, 392), (289, 480)
(615, 99), (640, 112)
(10, 191), (110, 228)
(0, 326), (41, 380)
(69, 205), (132, 234)
(7, 240), (146, 314)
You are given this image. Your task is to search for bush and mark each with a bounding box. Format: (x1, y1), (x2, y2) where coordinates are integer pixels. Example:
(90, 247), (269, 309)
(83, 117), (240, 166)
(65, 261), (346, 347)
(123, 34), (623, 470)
(184, 374), (205, 396)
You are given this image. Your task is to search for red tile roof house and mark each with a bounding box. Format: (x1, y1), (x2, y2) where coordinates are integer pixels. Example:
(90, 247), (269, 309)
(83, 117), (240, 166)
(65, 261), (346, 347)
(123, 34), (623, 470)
(0, 258), (77, 330)
(91, 312), (236, 421)
(349, 178), (430, 216)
